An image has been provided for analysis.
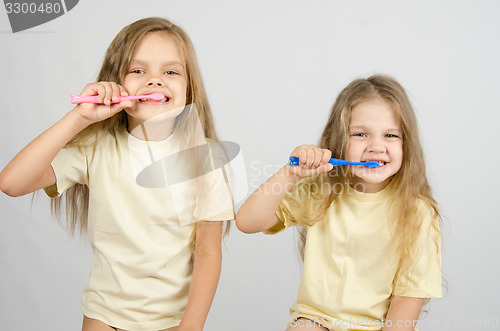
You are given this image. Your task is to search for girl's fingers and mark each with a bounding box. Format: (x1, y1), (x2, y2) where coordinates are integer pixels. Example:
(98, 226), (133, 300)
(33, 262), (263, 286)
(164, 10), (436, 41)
(313, 148), (325, 168)
(316, 163), (333, 174)
(81, 83), (101, 102)
(291, 146), (325, 168)
(305, 148), (316, 168)
(81, 83), (97, 96)
(75, 82), (132, 125)
(121, 100), (133, 108)
(321, 149), (332, 166)
(289, 145), (333, 179)
(290, 164), (330, 178)
(304, 146), (329, 169)
(101, 82), (113, 105)
(307, 163), (332, 176)
(83, 82), (129, 105)
(119, 85), (129, 97)
(109, 101), (132, 115)
(96, 84), (106, 104)
(296, 149), (307, 167)
(110, 82), (122, 103)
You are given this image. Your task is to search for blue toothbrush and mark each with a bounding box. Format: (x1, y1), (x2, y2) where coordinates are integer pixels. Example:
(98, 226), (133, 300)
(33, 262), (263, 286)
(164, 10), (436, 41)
(289, 156), (380, 168)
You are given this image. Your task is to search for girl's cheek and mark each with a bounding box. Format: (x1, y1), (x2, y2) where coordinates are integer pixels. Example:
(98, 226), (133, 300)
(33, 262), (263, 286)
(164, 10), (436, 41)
(347, 142), (362, 158)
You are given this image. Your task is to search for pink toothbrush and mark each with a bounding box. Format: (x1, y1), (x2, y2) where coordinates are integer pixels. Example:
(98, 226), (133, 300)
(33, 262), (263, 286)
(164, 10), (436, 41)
(71, 92), (165, 104)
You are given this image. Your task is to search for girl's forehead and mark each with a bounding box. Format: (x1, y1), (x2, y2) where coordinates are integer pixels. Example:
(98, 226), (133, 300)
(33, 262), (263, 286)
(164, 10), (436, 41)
(132, 32), (185, 63)
(350, 98), (400, 128)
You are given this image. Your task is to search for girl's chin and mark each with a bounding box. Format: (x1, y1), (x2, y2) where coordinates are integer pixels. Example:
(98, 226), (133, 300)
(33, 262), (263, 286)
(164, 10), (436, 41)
(125, 108), (168, 118)
(351, 174), (393, 186)
(357, 176), (392, 184)
(126, 104), (186, 114)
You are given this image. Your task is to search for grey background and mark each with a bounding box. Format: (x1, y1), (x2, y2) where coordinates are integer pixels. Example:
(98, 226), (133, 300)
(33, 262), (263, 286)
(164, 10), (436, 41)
(1, 1), (499, 330)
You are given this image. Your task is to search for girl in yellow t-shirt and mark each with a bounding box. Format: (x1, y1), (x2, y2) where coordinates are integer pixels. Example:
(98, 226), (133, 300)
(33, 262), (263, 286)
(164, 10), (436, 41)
(0, 17), (234, 331)
(236, 75), (442, 331)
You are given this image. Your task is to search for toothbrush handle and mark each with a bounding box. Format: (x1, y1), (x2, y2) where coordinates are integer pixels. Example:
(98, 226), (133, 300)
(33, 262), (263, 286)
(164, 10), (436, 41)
(71, 94), (100, 104)
(289, 157), (379, 168)
(289, 156), (357, 167)
(330, 159), (380, 168)
(329, 158), (357, 166)
(289, 156), (300, 166)
(70, 94), (140, 104)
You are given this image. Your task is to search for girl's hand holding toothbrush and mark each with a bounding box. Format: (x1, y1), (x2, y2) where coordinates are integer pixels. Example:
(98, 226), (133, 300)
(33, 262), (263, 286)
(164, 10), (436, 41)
(72, 82), (133, 126)
(287, 145), (334, 179)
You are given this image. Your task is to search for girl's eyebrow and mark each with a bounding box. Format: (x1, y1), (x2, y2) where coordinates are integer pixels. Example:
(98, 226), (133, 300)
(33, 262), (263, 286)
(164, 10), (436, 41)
(349, 125), (401, 132)
(129, 59), (185, 68)
(349, 125), (368, 131)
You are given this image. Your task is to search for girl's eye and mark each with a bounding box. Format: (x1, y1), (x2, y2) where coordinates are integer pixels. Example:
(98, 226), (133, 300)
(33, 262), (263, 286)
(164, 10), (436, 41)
(164, 70), (178, 75)
(386, 134), (400, 138)
(130, 69), (144, 74)
(352, 133), (366, 137)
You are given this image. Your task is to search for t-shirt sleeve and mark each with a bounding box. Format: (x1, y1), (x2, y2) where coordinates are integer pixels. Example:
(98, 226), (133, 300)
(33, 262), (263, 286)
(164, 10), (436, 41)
(263, 177), (313, 235)
(392, 203), (443, 298)
(43, 145), (89, 198)
(193, 140), (234, 221)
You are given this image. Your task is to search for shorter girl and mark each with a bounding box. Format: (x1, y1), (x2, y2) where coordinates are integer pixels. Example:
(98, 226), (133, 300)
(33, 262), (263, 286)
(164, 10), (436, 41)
(236, 75), (442, 330)
(0, 17), (233, 331)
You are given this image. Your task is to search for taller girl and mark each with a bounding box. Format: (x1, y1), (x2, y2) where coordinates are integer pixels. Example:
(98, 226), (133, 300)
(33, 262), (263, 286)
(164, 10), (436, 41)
(0, 17), (234, 331)
(236, 75), (442, 330)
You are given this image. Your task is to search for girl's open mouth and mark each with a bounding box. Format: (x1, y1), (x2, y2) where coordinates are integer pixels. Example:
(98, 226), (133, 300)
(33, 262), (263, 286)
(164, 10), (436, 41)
(138, 96), (170, 103)
(363, 160), (388, 168)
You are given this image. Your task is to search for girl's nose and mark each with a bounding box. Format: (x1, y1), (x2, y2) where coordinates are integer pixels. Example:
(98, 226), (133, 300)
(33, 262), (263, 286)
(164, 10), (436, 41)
(147, 76), (163, 87)
(367, 138), (386, 153)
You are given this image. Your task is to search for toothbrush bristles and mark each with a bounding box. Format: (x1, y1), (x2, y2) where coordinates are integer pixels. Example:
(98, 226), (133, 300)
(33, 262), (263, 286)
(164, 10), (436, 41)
(142, 93), (164, 101)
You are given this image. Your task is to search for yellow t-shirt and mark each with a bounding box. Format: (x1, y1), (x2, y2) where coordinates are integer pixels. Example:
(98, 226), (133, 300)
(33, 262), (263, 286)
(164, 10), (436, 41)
(265, 175), (442, 331)
(44, 126), (234, 331)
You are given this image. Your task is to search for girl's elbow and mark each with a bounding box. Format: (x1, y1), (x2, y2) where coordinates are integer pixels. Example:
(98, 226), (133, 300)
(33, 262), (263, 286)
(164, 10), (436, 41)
(235, 214), (257, 234)
(234, 215), (246, 233)
(0, 176), (17, 197)
(0, 184), (23, 197)
(0, 174), (28, 197)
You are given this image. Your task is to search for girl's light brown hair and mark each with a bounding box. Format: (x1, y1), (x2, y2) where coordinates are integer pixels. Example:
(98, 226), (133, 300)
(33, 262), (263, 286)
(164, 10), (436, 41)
(50, 17), (226, 249)
(294, 74), (440, 294)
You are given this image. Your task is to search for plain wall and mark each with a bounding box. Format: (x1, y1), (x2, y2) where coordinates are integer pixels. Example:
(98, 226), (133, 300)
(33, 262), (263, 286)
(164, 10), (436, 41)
(1, 1), (499, 330)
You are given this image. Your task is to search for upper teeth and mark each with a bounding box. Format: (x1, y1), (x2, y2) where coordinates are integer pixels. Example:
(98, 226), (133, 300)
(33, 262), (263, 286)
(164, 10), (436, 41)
(139, 97), (168, 102)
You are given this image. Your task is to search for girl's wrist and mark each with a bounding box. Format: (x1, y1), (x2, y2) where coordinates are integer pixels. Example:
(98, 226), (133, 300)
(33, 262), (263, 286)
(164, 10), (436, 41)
(68, 107), (93, 130)
(280, 164), (302, 184)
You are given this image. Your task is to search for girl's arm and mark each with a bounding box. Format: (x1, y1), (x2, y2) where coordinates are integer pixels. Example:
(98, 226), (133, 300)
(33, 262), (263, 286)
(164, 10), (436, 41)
(235, 165), (300, 233)
(0, 82), (131, 197)
(235, 145), (333, 234)
(172, 221), (224, 331)
(0, 110), (88, 197)
(383, 296), (423, 331)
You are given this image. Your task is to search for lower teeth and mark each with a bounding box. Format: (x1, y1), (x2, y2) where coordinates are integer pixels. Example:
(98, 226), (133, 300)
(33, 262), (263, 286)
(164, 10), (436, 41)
(139, 98), (168, 102)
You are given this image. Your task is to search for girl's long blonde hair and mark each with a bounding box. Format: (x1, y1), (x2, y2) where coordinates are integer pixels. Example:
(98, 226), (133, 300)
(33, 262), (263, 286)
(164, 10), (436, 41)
(51, 17), (227, 249)
(294, 74), (440, 290)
